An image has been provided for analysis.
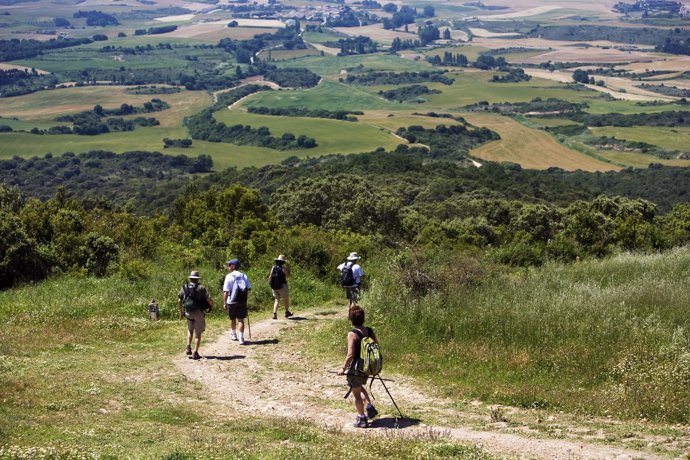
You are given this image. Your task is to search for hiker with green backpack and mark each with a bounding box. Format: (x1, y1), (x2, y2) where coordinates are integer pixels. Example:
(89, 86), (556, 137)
(178, 270), (213, 360)
(337, 305), (381, 428)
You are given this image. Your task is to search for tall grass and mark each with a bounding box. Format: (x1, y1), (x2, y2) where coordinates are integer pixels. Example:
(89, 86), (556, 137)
(364, 248), (690, 423)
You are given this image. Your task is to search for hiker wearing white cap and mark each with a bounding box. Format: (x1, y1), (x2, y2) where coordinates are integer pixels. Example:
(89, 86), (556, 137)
(178, 270), (213, 360)
(337, 252), (364, 308)
(268, 254), (292, 319)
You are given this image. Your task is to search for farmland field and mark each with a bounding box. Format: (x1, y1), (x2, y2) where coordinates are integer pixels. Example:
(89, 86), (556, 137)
(463, 113), (619, 172)
(0, 86), (211, 125)
(240, 80), (404, 111)
(213, 109), (404, 155)
(273, 54), (433, 78)
(424, 72), (603, 107)
(589, 126), (690, 152)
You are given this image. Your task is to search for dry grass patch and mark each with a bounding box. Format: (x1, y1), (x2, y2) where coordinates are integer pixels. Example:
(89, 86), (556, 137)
(472, 0), (620, 14)
(0, 63), (49, 74)
(0, 86), (211, 126)
(620, 55), (690, 73)
(164, 21), (277, 40)
(463, 112), (619, 172)
(358, 110), (466, 132)
(333, 24), (418, 44)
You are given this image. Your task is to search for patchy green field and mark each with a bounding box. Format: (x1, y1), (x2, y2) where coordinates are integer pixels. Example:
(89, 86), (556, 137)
(425, 72), (603, 107)
(590, 125), (690, 152)
(241, 80), (404, 111)
(275, 53), (433, 78)
(213, 108), (404, 156)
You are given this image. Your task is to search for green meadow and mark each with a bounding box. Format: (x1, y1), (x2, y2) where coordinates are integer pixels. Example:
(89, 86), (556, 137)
(590, 125), (690, 152)
(425, 72), (603, 107)
(2, 246), (687, 457)
(274, 53), (433, 78)
(241, 80), (405, 111)
(213, 109), (404, 155)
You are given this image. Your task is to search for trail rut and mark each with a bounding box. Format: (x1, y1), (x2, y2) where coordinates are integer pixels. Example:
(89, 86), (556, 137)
(175, 310), (680, 459)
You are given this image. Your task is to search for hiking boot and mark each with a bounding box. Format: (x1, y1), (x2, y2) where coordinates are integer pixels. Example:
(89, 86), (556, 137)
(353, 415), (368, 428)
(192, 351), (201, 360)
(272, 313), (277, 320)
(239, 337), (245, 345)
(185, 345), (192, 356)
(285, 310), (293, 318)
(366, 404), (378, 419)
(230, 332), (238, 341)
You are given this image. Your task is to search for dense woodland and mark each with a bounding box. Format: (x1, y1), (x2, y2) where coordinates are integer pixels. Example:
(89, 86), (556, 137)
(5, 144), (690, 290)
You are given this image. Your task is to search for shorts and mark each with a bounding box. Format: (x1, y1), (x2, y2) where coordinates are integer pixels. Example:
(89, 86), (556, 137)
(227, 302), (248, 320)
(346, 372), (369, 389)
(185, 309), (206, 336)
(272, 285), (289, 300)
(344, 286), (360, 303)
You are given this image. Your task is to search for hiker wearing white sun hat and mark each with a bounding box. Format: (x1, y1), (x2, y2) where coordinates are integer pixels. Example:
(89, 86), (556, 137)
(336, 252), (364, 308)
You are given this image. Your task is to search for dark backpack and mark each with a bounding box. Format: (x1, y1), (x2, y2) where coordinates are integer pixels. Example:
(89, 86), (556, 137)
(231, 274), (249, 304)
(269, 265), (285, 290)
(341, 262), (355, 287)
(182, 283), (201, 312)
(182, 283), (210, 313)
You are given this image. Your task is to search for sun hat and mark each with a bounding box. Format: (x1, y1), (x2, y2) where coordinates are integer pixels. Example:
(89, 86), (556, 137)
(347, 252), (360, 261)
(275, 254), (288, 263)
(188, 270), (202, 279)
(226, 259), (240, 268)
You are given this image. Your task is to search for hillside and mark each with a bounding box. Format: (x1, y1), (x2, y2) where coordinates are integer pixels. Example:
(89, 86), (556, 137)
(1, 0), (690, 457)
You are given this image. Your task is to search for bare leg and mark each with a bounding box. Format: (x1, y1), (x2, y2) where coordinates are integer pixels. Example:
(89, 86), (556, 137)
(193, 334), (201, 353)
(186, 329), (193, 348)
(360, 386), (372, 407)
(351, 387), (366, 416)
(284, 295), (290, 313)
(273, 298), (279, 316)
(238, 318), (245, 333)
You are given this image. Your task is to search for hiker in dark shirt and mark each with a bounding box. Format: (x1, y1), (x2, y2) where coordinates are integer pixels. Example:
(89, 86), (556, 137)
(178, 271), (213, 360)
(337, 305), (379, 428)
(337, 252), (364, 309)
(268, 254), (292, 319)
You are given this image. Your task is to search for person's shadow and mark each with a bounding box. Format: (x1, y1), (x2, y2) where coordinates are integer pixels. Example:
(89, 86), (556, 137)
(203, 355), (246, 361)
(286, 316), (308, 321)
(243, 339), (279, 346)
(370, 417), (420, 429)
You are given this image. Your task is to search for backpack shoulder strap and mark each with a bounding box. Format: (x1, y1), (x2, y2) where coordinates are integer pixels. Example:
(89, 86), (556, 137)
(352, 328), (363, 339)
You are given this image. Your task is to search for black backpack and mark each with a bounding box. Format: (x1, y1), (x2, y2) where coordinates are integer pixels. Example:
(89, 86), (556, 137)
(182, 283), (200, 312)
(269, 265), (285, 290)
(182, 283), (210, 313)
(341, 262), (355, 287)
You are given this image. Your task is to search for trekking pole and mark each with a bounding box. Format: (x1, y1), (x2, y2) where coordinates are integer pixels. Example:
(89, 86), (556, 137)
(375, 375), (404, 419)
(327, 371), (395, 382)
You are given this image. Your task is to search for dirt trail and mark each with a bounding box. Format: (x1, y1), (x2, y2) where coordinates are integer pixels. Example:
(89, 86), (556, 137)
(175, 310), (674, 459)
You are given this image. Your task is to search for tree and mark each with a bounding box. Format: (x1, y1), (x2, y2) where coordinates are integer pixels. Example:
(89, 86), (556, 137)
(423, 5), (435, 17)
(383, 2), (397, 13)
(418, 24), (440, 46)
(572, 69), (590, 84)
(82, 233), (119, 277)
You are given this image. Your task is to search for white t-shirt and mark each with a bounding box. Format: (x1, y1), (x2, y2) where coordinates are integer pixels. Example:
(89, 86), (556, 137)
(337, 261), (364, 286)
(223, 270), (252, 303)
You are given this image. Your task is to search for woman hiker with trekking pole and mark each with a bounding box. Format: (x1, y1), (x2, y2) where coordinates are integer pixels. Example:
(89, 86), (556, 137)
(337, 305), (379, 428)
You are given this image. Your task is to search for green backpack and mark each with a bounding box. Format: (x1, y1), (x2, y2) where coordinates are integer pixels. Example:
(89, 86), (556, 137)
(182, 283), (201, 312)
(353, 328), (382, 376)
